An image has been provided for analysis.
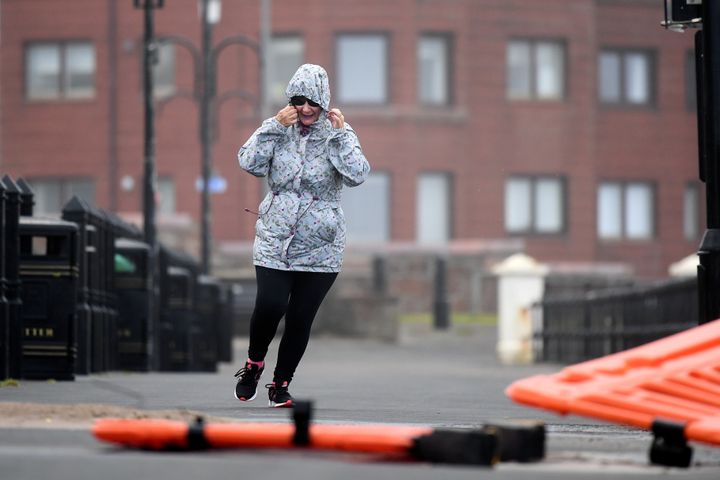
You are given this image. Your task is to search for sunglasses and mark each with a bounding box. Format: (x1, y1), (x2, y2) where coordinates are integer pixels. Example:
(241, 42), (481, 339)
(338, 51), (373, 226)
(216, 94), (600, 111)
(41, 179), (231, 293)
(290, 96), (320, 107)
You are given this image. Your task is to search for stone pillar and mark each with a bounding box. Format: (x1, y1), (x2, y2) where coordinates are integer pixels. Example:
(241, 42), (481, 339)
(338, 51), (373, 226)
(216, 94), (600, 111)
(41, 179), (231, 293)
(669, 253), (699, 277)
(493, 253), (547, 365)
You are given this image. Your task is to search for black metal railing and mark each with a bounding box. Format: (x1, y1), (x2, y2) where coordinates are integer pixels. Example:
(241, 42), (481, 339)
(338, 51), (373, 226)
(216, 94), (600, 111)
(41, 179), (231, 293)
(534, 277), (697, 363)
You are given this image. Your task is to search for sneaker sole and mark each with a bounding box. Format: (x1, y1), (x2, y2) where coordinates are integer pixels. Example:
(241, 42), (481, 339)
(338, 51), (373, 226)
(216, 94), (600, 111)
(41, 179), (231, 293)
(268, 400), (293, 408)
(234, 390), (258, 402)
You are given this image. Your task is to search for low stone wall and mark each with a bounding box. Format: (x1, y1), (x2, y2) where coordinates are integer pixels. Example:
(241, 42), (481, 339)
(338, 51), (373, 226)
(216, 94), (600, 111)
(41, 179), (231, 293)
(214, 239), (524, 341)
(314, 290), (400, 343)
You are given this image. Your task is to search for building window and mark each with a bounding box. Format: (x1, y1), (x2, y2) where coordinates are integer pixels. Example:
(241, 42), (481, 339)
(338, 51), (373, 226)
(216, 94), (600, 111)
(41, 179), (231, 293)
(27, 177), (96, 215)
(597, 181), (655, 240)
(268, 35), (304, 106)
(154, 41), (176, 99)
(336, 33), (388, 104)
(157, 176), (176, 215)
(686, 49), (697, 112)
(504, 176), (565, 234)
(506, 39), (565, 101)
(342, 171), (390, 242)
(416, 172), (452, 243)
(684, 182), (702, 241)
(418, 34), (451, 106)
(26, 42), (95, 100)
(598, 49), (655, 107)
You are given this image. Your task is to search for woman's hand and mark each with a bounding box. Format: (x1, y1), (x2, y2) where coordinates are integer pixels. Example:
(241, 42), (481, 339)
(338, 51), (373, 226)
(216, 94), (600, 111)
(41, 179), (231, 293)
(328, 108), (345, 129)
(275, 105), (298, 127)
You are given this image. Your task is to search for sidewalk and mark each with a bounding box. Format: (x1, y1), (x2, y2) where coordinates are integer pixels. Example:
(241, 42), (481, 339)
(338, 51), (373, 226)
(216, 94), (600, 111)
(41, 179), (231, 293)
(0, 323), (557, 428)
(1, 323), (719, 479)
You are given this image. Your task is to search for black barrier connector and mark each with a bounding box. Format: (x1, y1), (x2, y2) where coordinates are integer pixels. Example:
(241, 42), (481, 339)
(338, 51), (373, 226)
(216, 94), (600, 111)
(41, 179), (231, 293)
(649, 419), (692, 468)
(186, 416), (211, 450)
(485, 421), (546, 463)
(410, 429), (498, 466)
(292, 400), (313, 446)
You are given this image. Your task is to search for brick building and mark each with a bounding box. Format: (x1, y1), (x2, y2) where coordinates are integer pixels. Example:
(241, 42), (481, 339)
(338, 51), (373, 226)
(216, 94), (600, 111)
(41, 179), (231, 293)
(0, 0), (701, 278)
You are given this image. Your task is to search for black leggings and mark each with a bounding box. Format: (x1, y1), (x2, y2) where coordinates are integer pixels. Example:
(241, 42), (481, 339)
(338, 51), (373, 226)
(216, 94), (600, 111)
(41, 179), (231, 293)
(247, 266), (337, 384)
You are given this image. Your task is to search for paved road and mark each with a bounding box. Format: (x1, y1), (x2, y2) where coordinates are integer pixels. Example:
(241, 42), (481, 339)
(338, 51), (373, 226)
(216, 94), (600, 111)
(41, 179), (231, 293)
(1, 324), (719, 479)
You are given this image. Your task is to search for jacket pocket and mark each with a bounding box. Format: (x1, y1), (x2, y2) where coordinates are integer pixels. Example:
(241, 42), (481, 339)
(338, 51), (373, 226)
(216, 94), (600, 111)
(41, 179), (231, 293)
(294, 205), (338, 251)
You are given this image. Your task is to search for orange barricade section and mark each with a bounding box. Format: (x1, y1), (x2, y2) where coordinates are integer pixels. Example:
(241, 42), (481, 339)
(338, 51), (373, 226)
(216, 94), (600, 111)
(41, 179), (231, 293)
(93, 418), (433, 455)
(505, 318), (720, 447)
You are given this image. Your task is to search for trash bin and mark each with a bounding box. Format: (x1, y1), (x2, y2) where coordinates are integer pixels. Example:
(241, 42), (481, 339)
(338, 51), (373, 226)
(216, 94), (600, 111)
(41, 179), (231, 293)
(114, 238), (153, 371)
(157, 265), (194, 371)
(194, 276), (221, 372)
(19, 217), (78, 380)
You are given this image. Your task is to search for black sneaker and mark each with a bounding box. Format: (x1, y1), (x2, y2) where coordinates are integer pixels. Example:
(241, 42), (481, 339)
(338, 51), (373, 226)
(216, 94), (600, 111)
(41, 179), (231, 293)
(234, 361), (264, 401)
(267, 381), (293, 408)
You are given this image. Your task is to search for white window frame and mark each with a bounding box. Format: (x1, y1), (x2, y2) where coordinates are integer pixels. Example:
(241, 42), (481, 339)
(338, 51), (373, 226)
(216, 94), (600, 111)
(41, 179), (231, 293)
(268, 35), (305, 107)
(26, 177), (96, 215)
(153, 41), (176, 99)
(506, 39), (565, 101)
(336, 33), (389, 104)
(342, 171), (391, 243)
(157, 176), (176, 215)
(26, 41), (96, 101)
(598, 48), (655, 107)
(417, 34), (452, 106)
(504, 175), (566, 234)
(416, 172), (452, 244)
(597, 181), (655, 240)
(684, 182), (702, 242)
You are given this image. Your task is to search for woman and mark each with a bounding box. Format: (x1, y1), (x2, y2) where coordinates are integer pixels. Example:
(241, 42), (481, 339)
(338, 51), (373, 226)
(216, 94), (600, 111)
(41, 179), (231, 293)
(234, 64), (370, 407)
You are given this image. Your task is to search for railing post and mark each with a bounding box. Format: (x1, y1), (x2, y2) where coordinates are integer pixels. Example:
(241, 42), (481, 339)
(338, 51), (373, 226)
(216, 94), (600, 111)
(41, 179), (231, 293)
(372, 256), (387, 296)
(433, 256), (450, 330)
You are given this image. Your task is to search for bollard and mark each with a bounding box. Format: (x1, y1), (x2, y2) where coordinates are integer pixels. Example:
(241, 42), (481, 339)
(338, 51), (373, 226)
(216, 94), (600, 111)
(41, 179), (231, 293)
(433, 256), (450, 330)
(217, 284), (234, 363)
(2, 176), (22, 379)
(493, 254), (547, 365)
(372, 256), (387, 296)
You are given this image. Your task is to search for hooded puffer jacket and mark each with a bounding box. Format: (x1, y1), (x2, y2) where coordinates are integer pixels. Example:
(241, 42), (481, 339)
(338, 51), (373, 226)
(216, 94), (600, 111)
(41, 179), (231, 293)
(238, 64), (370, 272)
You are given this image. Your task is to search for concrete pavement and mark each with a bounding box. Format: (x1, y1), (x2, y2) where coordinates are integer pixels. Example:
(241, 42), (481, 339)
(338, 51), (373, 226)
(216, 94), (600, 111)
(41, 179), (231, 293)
(1, 323), (719, 479)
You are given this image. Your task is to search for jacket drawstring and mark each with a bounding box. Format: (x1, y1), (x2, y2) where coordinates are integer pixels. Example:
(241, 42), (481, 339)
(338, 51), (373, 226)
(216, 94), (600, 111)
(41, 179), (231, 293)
(244, 191), (278, 216)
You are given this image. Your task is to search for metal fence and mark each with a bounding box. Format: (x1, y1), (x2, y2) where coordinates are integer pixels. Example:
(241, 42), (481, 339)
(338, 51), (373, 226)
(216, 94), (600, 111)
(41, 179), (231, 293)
(533, 277), (698, 363)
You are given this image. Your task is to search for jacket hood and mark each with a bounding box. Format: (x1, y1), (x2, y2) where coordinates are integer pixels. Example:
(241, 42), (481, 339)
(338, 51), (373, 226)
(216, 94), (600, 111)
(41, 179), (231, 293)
(285, 64), (331, 111)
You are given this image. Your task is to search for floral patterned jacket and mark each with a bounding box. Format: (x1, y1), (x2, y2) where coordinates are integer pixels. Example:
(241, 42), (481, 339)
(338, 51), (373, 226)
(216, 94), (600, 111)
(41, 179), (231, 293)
(237, 64), (370, 272)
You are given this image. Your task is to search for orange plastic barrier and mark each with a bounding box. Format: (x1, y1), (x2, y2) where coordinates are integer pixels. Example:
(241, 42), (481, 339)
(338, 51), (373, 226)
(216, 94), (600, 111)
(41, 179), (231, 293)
(93, 409), (545, 466)
(506, 318), (720, 447)
(93, 419), (431, 455)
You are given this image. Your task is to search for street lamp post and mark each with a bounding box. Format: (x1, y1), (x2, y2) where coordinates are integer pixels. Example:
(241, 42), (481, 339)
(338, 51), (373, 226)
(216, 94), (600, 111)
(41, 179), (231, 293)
(199, 0), (218, 275)
(154, 1), (263, 274)
(133, 0), (163, 254)
(663, 1), (720, 324)
(153, 0), (270, 274)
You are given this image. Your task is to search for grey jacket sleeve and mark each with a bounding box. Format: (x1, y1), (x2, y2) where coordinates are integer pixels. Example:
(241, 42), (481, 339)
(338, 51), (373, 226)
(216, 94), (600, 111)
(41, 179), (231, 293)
(326, 123), (371, 187)
(237, 117), (287, 177)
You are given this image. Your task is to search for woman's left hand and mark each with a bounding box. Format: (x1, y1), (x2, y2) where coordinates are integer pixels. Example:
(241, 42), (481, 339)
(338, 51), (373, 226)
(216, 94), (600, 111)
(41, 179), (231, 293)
(328, 108), (345, 129)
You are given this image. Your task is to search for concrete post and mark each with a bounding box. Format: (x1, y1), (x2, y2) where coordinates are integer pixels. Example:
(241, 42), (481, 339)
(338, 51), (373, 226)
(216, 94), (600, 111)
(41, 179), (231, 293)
(493, 253), (547, 365)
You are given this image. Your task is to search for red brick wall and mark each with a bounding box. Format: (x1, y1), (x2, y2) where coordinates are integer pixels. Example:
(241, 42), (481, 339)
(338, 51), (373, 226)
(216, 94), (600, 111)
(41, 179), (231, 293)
(0, 0), (699, 278)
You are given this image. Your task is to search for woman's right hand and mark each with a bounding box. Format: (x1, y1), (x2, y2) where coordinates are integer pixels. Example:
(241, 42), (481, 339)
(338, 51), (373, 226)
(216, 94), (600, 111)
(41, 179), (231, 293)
(275, 105), (298, 127)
